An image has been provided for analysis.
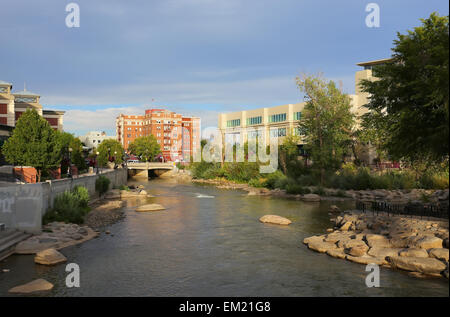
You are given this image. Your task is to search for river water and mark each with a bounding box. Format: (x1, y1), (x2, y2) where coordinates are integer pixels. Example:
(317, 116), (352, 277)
(0, 178), (448, 296)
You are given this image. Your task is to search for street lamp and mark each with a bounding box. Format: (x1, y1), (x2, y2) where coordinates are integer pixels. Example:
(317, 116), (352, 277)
(68, 147), (73, 178)
(96, 151), (100, 174)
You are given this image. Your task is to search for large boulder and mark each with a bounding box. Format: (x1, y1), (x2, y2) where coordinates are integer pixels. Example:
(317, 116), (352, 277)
(259, 215), (292, 225)
(136, 204), (166, 212)
(368, 247), (402, 258)
(307, 239), (337, 254)
(428, 248), (449, 261)
(346, 255), (387, 266)
(398, 248), (429, 258)
(301, 194), (321, 202)
(343, 240), (369, 257)
(34, 248), (67, 265)
(408, 236), (443, 249)
(339, 221), (353, 232)
(386, 256), (447, 275)
(365, 234), (391, 248)
(326, 248), (347, 259)
(8, 279), (54, 294)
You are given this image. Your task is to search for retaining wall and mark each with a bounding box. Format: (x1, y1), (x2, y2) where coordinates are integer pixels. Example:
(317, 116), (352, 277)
(0, 168), (127, 234)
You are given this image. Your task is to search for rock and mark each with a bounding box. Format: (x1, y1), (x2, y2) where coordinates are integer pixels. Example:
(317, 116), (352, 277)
(259, 215), (292, 225)
(387, 256), (447, 275)
(398, 248), (429, 258)
(326, 248), (347, 259)
(329, 205), (340, 212)
(137, 185), (145, 189)
(326, 228), (334, 233)
(34, 248), (67, 265)
(444, 238), (449, 249)
(408, 236), (443, 249)
(324, 231), (352, 243)
(8, 279), (54, 294)
(78, 227), (88, 235)
(303, 235), (324, 245)
(346, 255), (387, 266)
(365, 234), (391, 248)
(307, 239), (337, 253)
(139, 190), (148, 195)
(368, 247), (402, 258)
(135, 204), (166, 212)
(428, 248), (449, 261)
(340, 221), (352, 231)
(2, 269), (10, 273)
(301, 194), (321, 202)
(105, 230), (111, 234)
(70, 234), (83, 241)
(343, 240), (369, 257)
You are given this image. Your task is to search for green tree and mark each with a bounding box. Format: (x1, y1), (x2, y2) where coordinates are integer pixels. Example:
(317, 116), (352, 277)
(278, 133), (303, 177)
(128, 135), (161, 162)
(55, 131), (86, 173)
(296, 74), (355, 184)
(1, 109), (61, 182)
(97, 139), (124, 167)
(360, 13), (449, 164)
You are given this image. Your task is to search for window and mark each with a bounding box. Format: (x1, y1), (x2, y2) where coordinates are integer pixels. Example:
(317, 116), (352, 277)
(294, 112), (302, 120)
(246, 116), (262, 126)
(270, 128), (286, 137)
(226, 119), (240, 127)
(268, 113), (286, 123)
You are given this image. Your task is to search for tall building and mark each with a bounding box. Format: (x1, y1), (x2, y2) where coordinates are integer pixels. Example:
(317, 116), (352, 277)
(0, 80), (64, 130)
(116, 109), (200, 162)
(218, 58), (393, 147)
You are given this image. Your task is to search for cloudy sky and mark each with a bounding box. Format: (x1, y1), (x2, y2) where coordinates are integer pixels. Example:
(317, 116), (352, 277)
(1, 0), (448, 136)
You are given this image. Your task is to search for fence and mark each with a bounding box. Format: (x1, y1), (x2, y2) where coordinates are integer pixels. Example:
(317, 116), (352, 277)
(356, 200), (449, 219)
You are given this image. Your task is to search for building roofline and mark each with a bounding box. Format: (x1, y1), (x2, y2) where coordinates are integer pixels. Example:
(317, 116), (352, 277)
(356, 57), (395, 67)
(43, 110), (65, 115)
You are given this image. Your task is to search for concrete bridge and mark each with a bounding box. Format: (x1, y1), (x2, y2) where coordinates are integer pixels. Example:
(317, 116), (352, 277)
(127, 162), (175, 177)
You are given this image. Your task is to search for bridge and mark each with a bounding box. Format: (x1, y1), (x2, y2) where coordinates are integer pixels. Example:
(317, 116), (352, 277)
(126, 162), (175, 178)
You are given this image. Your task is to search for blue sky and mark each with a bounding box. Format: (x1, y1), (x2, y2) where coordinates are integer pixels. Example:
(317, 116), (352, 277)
(1, 0), (448, 136)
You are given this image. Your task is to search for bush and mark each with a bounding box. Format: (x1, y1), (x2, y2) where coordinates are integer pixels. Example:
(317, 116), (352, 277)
(95, 175), (110, 195)
(223, 162), (260, 183)
(419, 170), (449, 189)
(313, 186), (326, 196)
(286, 184), (311, 195)
(43, 189), (90, 224)
(262, 170), (286, 189)
(73, 185), (89, 207)
(119, 185), (130, 191)
(248, 178), (265, 188)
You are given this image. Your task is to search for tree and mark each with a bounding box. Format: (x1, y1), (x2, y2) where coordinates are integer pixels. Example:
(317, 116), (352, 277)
(128, 135), (161, 162)
(278, 133), (303, 177)
(55, 131), (86, 173)
(1, 109), (61, 182)
(360, 13), (449, 164)
(296, 74), (355, 184)
(97, 139), (124, 167)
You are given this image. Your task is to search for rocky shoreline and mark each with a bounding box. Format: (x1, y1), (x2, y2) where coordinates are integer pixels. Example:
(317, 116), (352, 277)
(304, 210), (449, 279)
(191, 177), (449, 205)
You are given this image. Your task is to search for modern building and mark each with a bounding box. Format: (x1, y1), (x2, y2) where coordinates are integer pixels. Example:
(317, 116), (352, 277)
(79, 131), (116, 150)
(116, 109), (200, 162)
(0, 80), (65, 131)
(218, 58), (393, 147)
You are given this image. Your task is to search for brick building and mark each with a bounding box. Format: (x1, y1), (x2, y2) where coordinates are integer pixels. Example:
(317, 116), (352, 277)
(116, 109), (200, 162)
(0, 80), (64, 130)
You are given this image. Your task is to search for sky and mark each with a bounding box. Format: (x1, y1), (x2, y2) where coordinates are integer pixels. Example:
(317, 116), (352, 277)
(1, 0), (448, 136)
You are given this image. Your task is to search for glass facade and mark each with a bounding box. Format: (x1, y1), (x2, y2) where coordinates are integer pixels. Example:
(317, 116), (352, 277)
(270, 127), (287, 137)
(294, 111), (302, 120)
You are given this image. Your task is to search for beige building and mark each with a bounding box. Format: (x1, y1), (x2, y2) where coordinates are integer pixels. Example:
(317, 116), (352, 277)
(218, 58), (393, 147)
(0, 80), (64, 131)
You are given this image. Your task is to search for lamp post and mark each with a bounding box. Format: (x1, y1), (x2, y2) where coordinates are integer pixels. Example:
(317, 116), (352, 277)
(68, 147), (73, 178)
(96, 151), (100, 174)
(114, 151), (117, 169)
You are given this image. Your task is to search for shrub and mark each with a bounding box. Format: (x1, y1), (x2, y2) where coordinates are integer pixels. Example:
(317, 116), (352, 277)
(249, 178), (265, 188)
(286, 184), (311, 195)
(43, 189), (90, 224)
(73, 185), (89, 207)
(262, 170), (286, 189)
(119, 185), (130, 191)
(297, 174), (319, 187)
(223, 162), (260, 183)
(419, 170), (449, 189)
(95, 175), (110, 195)
(313, 186), (326, 196)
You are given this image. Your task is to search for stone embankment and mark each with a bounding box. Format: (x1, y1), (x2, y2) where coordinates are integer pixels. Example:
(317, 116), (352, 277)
(303, 209), (449, 278)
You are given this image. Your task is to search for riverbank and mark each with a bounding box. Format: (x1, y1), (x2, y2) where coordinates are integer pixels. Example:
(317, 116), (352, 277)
(191, 177), (449, 205)
(303, 210), (449, 279)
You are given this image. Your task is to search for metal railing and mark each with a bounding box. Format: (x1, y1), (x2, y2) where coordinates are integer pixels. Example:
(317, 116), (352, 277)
(356, 200), (449, 219)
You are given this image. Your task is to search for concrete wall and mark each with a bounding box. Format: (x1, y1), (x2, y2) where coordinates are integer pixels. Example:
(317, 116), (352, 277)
(0, 168), (127, 234)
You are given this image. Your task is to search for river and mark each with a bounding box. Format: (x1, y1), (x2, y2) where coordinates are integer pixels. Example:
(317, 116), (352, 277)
(0, 177), (448, 296)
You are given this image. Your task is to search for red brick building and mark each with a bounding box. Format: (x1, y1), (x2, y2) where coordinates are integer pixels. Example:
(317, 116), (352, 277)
(116, 109), (200, 162)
